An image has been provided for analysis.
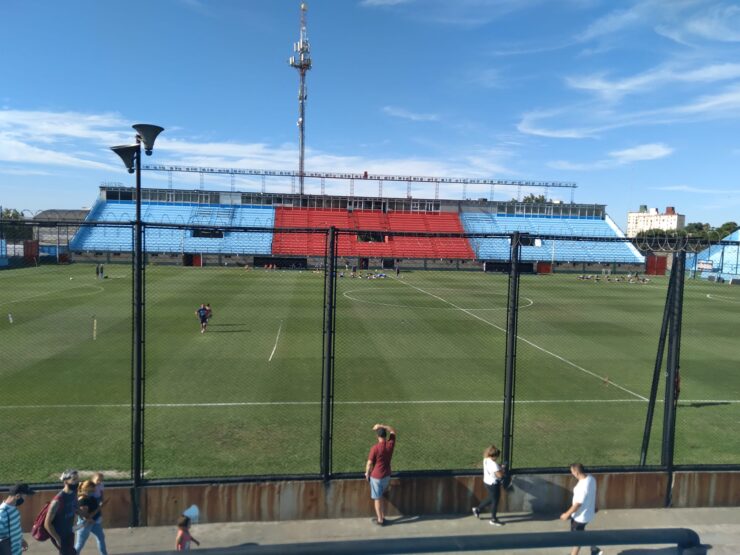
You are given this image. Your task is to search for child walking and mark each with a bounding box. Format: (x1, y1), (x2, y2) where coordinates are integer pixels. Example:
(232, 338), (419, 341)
(175, 515), (200, 551)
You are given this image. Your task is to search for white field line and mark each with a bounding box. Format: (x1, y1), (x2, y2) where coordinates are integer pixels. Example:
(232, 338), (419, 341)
(268, 320), (283, 362)
(0, 399), (737, 410)
(395, 277), (649, 401)
(0, 285), (104, 308)
(342, 288), (534, 311)
(707, 294), (740, 304)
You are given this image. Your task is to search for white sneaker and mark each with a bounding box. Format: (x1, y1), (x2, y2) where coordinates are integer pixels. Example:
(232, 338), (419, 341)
(489, 519), (504, 526)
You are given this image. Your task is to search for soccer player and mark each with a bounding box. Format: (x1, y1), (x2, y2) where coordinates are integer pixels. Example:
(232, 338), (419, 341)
(195, 304), (208, 334)
(205, 304), (213, 322)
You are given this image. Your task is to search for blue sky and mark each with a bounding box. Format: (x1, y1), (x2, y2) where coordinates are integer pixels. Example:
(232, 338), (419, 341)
(1, 0), (739, 229)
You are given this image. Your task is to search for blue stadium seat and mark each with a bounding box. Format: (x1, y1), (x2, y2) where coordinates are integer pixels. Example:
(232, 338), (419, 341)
(70, 201), (275, 254)
(460, 213), (644, 263)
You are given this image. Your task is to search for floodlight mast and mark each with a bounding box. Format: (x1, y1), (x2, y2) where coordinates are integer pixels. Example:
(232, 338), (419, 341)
(289, 2), (312, 196)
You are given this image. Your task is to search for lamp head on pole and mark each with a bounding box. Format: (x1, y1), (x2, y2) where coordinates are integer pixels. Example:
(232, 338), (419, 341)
(132, 124), (164, 155)
(110, 144), (139, 174)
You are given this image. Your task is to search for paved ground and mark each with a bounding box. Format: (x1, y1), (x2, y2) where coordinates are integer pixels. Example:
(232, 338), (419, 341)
(27, 507), (737, 554)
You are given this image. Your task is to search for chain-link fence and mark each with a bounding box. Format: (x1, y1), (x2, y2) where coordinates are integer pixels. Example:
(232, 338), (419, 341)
(0, 221), (738, 487)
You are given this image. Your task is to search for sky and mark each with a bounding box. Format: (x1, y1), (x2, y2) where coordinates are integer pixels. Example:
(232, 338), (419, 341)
(1, 0), (740, 229)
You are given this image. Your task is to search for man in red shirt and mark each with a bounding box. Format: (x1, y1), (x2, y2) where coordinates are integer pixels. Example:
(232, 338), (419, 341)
(364, 423), (396, 526)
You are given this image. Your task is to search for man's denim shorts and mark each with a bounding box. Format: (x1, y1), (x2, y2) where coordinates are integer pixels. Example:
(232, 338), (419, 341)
(369, 476), (390, 499)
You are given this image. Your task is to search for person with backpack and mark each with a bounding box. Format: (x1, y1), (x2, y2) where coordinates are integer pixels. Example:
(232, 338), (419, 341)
(43, 470), (88, 555)
(0, 483), (35, 555)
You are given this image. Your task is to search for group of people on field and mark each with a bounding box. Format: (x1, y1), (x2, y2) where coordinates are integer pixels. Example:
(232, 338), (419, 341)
(365, 424), (600, 555)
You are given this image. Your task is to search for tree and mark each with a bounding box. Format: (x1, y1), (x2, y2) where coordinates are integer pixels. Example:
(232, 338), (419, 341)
(0, 208), (33, 242)
(512, 194), (548, 203)
(717, 221), (738, 239)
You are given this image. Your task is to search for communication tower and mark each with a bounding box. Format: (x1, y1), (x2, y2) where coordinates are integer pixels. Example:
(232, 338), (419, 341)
(289, 3), (312, 195)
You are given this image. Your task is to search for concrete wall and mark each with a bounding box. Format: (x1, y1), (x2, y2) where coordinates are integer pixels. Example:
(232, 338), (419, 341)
(16, 472), (739, 530)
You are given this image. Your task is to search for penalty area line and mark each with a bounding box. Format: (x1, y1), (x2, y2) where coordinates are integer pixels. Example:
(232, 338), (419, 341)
(394, 276), (648, 402)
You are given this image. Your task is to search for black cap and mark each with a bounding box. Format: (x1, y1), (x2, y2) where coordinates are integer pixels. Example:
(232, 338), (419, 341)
(8, 484), (35, 496)
(376, 428), (387, 438)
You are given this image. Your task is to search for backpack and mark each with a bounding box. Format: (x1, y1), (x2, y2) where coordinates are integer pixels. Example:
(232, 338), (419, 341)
(31, 494), (62, 542)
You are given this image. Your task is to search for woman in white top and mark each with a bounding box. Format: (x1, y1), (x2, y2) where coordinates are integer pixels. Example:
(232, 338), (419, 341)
(472, 445), (505, 525)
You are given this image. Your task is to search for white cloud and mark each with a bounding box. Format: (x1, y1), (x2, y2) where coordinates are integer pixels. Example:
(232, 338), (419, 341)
(549, 143), (673, 171)
(517, 110), (596, 138)
(681, 4), (740, 42)
(566, 63), (740, 100)
(518, 82), (740, 140)
(382, 106), (440, 122)
(675, 83), (740, 114)
(652, 185), (736, 194)
(0, 134), (115, 171)
(609, 143), (673, 163)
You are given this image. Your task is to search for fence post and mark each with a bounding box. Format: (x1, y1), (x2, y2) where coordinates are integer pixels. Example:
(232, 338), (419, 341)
(640, 266), (675, 465)
(501, 232), (521, 469)
(321, 227), (338, 480)
(662, 250), (686, 506)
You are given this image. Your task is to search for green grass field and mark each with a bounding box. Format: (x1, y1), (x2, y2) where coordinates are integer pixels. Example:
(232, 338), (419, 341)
(1, 263), (738, 483)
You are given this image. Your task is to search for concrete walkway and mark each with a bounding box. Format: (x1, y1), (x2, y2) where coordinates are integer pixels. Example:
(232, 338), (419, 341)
(27, 507), (738, 554)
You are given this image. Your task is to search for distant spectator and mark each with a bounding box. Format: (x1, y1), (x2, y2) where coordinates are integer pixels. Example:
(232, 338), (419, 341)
(45, 469), (87, 555)
(365, 423), (396, 526)
(0, 483), (35, 555)
(175, 515), (200, 551)
(472, 445), (504, 526)
(560, 463), (601, 555)
(74, 475), (107, 555)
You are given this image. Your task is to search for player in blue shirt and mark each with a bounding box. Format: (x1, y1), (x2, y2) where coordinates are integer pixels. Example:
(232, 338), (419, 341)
(195, 304), (209, 333)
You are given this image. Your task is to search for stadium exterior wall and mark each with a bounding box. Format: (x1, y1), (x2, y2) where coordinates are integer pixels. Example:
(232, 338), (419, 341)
(14, 472), (739, 530)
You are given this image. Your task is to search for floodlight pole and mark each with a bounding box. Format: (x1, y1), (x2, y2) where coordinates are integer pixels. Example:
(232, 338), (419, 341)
(501, 232), (522, 469)
(112, 124), (163, 527)
(131, 139), (144, 526)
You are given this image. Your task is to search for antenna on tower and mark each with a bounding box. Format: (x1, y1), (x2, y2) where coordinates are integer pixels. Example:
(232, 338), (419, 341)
(289, 2), (312, 196)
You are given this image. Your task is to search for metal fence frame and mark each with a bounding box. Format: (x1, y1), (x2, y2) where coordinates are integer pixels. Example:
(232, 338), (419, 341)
(1, 219), (739, 526)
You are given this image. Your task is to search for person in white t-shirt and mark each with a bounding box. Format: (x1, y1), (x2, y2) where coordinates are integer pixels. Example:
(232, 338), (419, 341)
(472, 445), (505, 526)
(560, 463), (601, 555)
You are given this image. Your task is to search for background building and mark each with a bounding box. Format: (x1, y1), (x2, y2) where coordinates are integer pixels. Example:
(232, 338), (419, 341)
(627, 205), (685, 237)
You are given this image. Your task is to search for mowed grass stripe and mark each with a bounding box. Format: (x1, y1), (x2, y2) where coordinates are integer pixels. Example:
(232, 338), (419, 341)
(395, 273), (647, 401)
(1, 266), (738, 480)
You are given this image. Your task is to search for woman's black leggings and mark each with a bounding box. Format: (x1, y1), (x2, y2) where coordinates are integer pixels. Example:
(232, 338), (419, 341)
(476, 482), (501, 519)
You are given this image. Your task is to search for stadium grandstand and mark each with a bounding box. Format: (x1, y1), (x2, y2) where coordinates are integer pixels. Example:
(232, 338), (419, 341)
(688, 228), (740, 283)
(69, 184), (644, 269)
